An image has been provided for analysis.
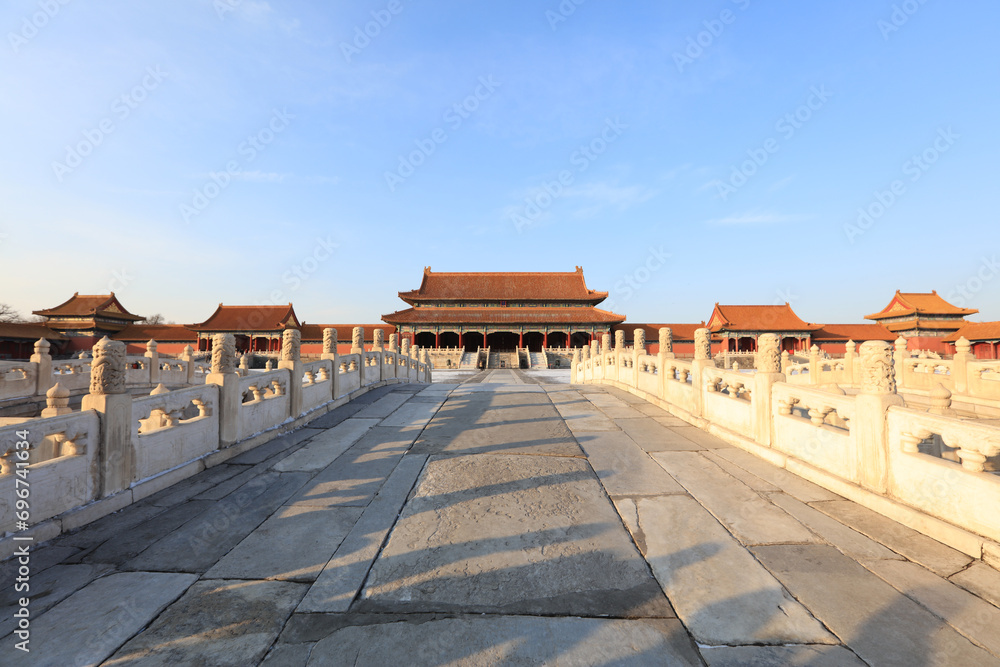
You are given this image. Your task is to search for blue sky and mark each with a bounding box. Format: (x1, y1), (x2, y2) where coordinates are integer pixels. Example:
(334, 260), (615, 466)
(1, 0), (998, 326)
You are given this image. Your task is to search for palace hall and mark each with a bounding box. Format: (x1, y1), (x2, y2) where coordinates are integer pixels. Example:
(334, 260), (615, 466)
(381, 267), (625, 351)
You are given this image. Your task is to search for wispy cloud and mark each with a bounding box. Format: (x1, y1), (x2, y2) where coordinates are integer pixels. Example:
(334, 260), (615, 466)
(564, 181), (658, 209)
(703, 212), (806, 226)
(305, 175), (340, 185)
(768, 175), (795, 193)
(660, 163), (693, 180)
(234, 1), (273, 23)
(231, 170), (290, 183)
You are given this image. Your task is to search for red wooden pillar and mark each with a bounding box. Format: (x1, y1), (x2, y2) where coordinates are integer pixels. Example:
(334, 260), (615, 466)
(519, 332), (524, 348)
(435, 332), (440, 349)
(543, 332), (548, 349)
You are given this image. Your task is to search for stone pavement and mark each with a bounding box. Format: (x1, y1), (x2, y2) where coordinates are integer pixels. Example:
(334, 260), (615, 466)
(4, 371), (1000, 666)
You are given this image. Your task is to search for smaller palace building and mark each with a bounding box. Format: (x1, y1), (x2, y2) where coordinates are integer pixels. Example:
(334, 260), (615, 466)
(188, 304), (302, 354)
(32, 293), (144, 353)
(707, 303), (822, 354)
(382, 267), (625, 351)
(865, 290), (979, 353)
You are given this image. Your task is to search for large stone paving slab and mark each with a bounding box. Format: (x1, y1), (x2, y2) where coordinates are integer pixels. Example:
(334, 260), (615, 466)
(665, 425), (731, 449)
(767, 493), (902, 562)
(651, 452), (820, 546)
(108, 579), (307, 666)
(549, 391), (620, 431)
(20, 571), (197, 667)
(205, 504), (363, 581)
(298, 454), (428, 613)
(711, 448), (839, 502)
(411, 391), (583, 457)
(273, 418), (380, 472)
(352, 392), (412, 419)
(951, 562), (1000, 608)
(575, 431), (685, 496)
(0, 562), (114, 639)
(617, 417), (705, 452)
(124, 471), (311, 572)
(637, 495), (835, 646)
(811, 500), (972, 576)
(357, 454), (673, 617)
(289, 426), (419, 507)
(753, 544), (1000, 666)
(866, 559), (1000, 658)
(378, 398), (444, 427)
(306, 616), (702, 666)
(585, 392), (647, 419)
(83, 499), (215, 564)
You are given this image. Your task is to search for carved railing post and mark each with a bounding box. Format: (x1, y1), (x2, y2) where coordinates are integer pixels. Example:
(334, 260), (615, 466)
(844, 340), (857, 386)
(690, 327), (714, 417)
(207, 333), (240, 447)
(409, 345), (420, 382)
(752, 333), (785, 446)
(634, 328), (646, 354)
(952, 336), (971, 394)
(180, 344), (197, 384)
(855, 341), (905, 493)
(280, 329), (303, 417)
(893, 337), (909, 390)
(351, 327), (364, 355)
(370, 330), (385, 381)
(31, 337), (53, 396)
(389, 333), (399, 353)
(41, 382), (72, 418)
(571, 348), (581, 384)
(655, 328), (672, 398)
(630, 328), (645, 385)
(809, 344), (821, 385)
(81, 337), (133, 497)
(321, 328), (340, 400)
(145, 339), (160, 385)
(659, 327), (674, 359)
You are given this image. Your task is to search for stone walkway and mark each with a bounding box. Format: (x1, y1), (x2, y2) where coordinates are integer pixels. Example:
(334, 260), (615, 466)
(4, 372), (1000, 666)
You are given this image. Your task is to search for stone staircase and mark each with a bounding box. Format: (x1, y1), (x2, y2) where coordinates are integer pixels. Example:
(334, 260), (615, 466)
(458, 351), (478, 369)
(488, 352), (518, 369)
